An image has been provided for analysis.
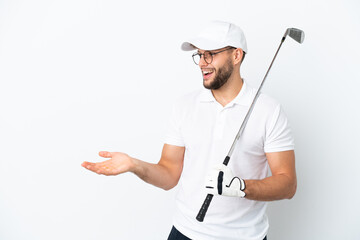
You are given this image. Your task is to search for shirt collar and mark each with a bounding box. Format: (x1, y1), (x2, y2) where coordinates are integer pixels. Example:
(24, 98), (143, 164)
(198, 80), (254, 107)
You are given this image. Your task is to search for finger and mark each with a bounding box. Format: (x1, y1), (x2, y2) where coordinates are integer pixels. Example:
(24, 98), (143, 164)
(205, 179), (216, 188)
(211, 163), (226, 171)
(232, 189), (243, 197)
(223, 166), (233, 177)
(81, 161), (95, 169)
(210, 169), (220, 179)
(205, 177), (215, 187)
(82, 161), (102, 173)
(99, 151), (112, 158)
(205, 187), (217, 195)
(218, 164), (228, 171)
(223, 188), (238, 197)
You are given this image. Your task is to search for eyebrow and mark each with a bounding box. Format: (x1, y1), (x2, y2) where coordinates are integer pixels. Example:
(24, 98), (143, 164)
(197, 50), (210, 54)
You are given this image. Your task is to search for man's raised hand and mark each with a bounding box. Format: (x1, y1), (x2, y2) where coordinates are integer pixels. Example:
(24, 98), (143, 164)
(81, 151), (135, 176)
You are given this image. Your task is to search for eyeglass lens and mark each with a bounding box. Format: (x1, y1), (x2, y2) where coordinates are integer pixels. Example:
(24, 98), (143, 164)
(192, 52), (212, 65)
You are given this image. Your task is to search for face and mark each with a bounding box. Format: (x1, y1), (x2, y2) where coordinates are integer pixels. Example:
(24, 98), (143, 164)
(198, 48), (234, 90)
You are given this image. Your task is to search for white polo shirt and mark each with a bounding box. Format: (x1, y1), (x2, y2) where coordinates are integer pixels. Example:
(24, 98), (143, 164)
(164, 81), (294, 240)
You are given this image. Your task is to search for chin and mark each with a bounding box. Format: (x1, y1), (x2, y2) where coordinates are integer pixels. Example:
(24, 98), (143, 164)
(203, 79), (212, 87)
(203, 82), (211, 89)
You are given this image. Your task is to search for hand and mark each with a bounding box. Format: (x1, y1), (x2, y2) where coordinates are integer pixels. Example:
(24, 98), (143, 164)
(205, 164), (246, 197)
(81, 151), (135, 176)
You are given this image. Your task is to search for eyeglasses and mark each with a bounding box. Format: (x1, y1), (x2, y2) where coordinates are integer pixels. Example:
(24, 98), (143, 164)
(192, 47), (235, 65)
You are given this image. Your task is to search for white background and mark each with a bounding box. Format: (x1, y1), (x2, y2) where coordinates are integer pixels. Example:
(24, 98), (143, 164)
(0, 0), (359, 239)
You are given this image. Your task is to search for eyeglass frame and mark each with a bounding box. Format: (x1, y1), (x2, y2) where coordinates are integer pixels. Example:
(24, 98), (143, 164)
(191, 46), (236, 65)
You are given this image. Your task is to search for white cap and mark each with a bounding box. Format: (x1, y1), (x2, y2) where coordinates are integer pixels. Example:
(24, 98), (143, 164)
(181, 21), (248, 53)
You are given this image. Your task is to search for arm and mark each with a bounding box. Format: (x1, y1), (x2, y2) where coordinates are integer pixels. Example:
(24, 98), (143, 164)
(81, 144), (185, 190)
(243, 150), (297, 201)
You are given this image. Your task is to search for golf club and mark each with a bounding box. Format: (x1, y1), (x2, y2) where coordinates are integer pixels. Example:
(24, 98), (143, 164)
(196, 27), (305, 222)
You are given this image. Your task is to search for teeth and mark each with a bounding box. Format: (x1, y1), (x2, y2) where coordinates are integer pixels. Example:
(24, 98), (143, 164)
(202, 70), (214, 74)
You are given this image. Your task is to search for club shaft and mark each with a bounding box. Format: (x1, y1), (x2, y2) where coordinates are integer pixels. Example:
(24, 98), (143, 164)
(226, 37), (285, 160)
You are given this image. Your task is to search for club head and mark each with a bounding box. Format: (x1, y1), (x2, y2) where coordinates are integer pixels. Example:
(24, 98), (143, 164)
(284, 28), (305, 44)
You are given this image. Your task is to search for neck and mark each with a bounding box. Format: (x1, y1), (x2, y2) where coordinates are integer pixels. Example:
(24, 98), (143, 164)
(211, 72), (243, 107)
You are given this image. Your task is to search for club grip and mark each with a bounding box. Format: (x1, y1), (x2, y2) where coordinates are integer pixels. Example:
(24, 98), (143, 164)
(196, 194), (213, 222)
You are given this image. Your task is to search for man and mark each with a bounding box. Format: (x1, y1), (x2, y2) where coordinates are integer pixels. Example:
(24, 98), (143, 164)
(82, 21), (297, 240)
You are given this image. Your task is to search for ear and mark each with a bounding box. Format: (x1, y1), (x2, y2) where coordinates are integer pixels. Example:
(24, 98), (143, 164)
(233, 48), (244, 65)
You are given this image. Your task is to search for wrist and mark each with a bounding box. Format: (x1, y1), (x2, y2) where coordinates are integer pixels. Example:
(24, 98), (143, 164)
(243, 179), (253, 198)
(242, 179), (247, 197)
(128, 156), (139, 173)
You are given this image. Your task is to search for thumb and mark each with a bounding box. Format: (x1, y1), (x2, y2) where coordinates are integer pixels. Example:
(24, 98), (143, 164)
(99, 151), (112, 158)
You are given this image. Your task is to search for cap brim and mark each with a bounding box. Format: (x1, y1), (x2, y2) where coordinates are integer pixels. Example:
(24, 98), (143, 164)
(181, 38), (229, 51)
(181, 42), (196, 51)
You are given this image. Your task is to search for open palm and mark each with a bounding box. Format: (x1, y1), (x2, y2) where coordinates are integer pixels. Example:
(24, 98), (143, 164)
(81, 151), (134, 176)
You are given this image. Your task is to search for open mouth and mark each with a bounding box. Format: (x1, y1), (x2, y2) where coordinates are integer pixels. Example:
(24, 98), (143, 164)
(202, 69), (214, 79)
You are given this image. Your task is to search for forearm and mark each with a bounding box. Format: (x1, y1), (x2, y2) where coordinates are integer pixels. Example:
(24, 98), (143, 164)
(244, 174), (297, 201)
(130, 157), (180, 191)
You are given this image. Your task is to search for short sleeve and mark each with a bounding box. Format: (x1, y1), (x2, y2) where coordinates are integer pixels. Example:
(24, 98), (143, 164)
(163, 103), (185, 147)
(264, 104), (295, 152)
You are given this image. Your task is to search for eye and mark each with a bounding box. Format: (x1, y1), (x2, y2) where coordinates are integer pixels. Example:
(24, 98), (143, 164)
(204, 52), (212, 58)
